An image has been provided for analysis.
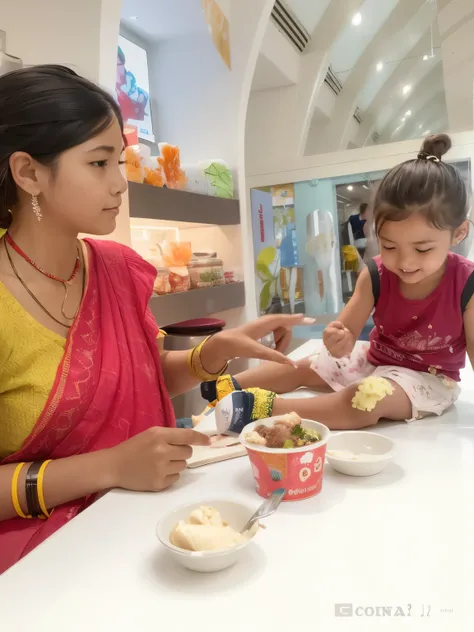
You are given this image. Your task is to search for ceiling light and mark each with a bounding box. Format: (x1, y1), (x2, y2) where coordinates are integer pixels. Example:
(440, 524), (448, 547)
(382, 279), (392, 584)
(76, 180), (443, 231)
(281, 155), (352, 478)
(362, 184), (369, 190)
(403, 84), (412, 95)
(419, 123), (423, 129)
(129, 16), (138, 20)
(423, 54), (429, 61)
(401, 117), (406, 123)
(406, 110), (412, 116)
(352, 12), (362, 26)
(425, 130), (431, 135)
(347, 185), (354, 191)
(376, 62), (383, 72)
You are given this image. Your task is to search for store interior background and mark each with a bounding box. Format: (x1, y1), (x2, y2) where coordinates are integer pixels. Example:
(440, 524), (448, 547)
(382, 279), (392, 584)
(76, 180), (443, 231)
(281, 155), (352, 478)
(2, 0), (474, 413)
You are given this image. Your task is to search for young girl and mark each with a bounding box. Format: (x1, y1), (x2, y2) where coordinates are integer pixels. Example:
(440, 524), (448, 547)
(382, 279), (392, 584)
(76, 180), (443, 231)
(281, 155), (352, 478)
(0, 64), (303, 572)
(213, 134), (474, 431)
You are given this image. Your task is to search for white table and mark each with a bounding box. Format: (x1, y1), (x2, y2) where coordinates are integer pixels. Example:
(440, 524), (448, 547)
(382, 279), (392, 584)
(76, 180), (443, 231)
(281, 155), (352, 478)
(1, 341), (473, 631)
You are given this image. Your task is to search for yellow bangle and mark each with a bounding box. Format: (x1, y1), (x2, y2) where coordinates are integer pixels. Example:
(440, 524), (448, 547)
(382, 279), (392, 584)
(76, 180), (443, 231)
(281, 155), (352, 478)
(187, 336), (228, 381)
(11, 462), (31, 519)
(37, 460), (53, 519)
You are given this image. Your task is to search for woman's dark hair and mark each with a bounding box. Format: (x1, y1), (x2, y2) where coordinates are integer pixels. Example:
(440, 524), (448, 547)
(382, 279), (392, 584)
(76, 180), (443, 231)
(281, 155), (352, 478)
(359, 202), (368, 215)
(0, 64), (123, 228)
(373, 133), (469, 234)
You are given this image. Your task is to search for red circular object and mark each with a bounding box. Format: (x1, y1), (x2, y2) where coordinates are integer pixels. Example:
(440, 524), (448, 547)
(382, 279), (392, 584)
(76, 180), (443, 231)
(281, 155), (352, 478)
(163, 317), (226, 335)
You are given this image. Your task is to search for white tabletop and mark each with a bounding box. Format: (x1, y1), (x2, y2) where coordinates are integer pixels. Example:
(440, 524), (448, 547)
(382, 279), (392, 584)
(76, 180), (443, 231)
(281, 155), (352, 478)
(1, 341), (473, 631)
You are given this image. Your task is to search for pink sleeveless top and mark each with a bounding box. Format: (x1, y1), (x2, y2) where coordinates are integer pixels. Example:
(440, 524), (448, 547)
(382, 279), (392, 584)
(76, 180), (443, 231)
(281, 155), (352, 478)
(368, 253), (474, 381)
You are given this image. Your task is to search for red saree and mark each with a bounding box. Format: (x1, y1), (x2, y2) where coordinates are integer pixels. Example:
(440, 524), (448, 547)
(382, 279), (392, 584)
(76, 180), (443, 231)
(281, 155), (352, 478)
(0, 239), (175, 573)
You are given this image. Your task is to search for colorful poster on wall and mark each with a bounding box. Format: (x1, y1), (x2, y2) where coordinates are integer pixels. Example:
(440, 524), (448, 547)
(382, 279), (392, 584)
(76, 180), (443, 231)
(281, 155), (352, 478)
(116, 35), (155, 142)
(250, 189), (280, 314)
(201, 0), (231, 70)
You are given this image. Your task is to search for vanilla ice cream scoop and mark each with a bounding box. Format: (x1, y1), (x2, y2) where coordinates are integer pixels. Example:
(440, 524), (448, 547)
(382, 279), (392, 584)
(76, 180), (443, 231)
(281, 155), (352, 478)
(170, 506), (251, 552)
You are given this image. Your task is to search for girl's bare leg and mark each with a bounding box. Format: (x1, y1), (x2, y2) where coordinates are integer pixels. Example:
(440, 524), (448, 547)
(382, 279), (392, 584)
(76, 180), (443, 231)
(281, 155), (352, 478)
(235, 357), (332, 394)
(271, 381), (411, 430)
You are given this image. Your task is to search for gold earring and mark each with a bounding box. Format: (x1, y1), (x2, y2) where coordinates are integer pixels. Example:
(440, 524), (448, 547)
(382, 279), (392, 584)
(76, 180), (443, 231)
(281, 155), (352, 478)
(31, 194), (42, 222)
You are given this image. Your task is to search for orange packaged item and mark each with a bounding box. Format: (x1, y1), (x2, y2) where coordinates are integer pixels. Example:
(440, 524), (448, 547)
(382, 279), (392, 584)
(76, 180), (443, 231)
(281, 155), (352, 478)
(144, 157), (165, 187)
(168, 267), (190, 293)
(124, 145), (144, 183)
(162, 241), (192, 267)
(158, 143), (187, 190)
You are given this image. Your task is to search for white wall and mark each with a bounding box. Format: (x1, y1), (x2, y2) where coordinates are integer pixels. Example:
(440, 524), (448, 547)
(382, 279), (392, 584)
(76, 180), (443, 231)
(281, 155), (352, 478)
(149, 31), (240, 170)
(247, 130), (474, 189)
(0, 0), (101, 81)
(140, 0), (275, 323)
(0, 0), (131, 245)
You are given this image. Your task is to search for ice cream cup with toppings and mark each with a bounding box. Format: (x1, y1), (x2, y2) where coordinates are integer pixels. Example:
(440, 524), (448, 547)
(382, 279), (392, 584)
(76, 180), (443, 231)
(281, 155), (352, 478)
(240, 417), (330, 501)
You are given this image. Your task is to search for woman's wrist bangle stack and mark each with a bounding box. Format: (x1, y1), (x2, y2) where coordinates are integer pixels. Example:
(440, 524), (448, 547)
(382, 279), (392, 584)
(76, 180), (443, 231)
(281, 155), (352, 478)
(11, 460), (53, 519)
(187, 336), (228, 381)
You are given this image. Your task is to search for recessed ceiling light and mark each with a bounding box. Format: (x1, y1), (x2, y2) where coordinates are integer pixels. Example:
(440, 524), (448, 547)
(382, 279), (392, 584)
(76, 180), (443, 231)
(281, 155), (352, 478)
(401, 117), (406, 123)
(423, 54), (429, 61)
(130, 16), (138, 20)
(425, 130), (431, 135)
(419, 123), (423, 129)
(406, 110), (412, 116)
(352, 12), (362, 26)
(376, 62), (383, 72)
(347, 185), (354, 191)
(362, 184), (369, 190)
(403, 84), (412, 95)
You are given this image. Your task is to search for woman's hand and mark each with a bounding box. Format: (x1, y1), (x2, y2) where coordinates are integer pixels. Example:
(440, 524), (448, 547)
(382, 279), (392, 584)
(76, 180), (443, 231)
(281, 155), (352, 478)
(108, 427), (210, 491)
(201, 314), (315, 370)
(322, 321), (354, 358)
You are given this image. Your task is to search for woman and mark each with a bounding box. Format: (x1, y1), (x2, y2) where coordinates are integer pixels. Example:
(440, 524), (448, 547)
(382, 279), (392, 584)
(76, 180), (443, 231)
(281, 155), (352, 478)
(0, 65), (306, 573)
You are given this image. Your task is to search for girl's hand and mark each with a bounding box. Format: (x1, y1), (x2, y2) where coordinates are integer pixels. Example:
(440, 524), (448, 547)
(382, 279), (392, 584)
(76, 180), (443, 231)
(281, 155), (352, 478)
(108, 427), (211, 491)
(202, 314), (315, 369)
(323, 321), (354, 358)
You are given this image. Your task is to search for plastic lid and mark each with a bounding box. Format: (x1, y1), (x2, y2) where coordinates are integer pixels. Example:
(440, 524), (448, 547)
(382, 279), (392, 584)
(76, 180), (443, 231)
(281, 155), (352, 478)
(163, 318), (226, 335)
(189, 258), (223, 267)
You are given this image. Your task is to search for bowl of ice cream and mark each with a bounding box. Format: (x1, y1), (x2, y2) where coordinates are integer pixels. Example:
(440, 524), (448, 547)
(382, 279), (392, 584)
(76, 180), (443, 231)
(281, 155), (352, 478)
(326, 431), (394, 477)
(240, 413), (330, 501)
(156, 501), (260, 572)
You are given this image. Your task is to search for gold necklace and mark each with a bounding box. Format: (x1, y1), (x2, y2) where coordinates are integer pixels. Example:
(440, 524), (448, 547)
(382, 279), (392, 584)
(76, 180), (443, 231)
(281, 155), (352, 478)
(4, 238), (84, 329)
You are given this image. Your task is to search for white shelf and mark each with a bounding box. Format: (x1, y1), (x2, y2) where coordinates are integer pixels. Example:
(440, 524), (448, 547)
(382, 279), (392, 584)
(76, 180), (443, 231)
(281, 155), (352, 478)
(149, 282), (245, 327)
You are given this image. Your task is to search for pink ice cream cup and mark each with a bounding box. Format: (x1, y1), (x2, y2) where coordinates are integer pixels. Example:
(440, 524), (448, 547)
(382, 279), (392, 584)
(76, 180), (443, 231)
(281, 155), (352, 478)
(239, 417), (330, 501)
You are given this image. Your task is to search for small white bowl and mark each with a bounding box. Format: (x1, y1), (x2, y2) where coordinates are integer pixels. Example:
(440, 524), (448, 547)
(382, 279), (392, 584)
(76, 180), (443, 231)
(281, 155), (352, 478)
(156, 500), (259, 573)
(326, 431), (394, 477)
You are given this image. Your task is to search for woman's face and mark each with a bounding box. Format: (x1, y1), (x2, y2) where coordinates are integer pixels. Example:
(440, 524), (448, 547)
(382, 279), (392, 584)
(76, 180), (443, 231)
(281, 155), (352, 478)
(36, 116), (128, 236)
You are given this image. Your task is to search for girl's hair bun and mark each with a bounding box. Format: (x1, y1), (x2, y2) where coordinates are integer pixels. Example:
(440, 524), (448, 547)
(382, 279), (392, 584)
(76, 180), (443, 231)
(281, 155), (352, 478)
(420, 133), (452, 161)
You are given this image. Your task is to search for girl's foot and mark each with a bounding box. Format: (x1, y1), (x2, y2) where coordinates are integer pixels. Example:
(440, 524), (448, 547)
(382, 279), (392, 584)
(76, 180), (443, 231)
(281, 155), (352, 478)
(214, 388), (277, 435)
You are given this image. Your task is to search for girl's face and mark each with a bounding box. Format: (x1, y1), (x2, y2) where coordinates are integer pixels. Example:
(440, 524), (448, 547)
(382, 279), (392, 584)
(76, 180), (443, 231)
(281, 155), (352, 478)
(378, 213), (465, 284)
(33, 116), (127, 236)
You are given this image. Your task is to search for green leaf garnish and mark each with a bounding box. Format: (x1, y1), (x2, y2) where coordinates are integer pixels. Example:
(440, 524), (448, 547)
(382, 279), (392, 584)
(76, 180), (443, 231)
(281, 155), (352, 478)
(292, 424), (304, 438)
(283, 440), (295, 449)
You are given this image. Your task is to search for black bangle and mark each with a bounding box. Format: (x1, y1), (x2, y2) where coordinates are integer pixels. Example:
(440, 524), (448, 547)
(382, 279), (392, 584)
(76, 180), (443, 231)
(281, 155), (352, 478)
(25, 461), (44, 518)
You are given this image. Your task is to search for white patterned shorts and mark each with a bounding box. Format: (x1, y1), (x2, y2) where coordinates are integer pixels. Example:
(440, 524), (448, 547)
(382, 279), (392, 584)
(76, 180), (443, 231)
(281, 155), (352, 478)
(310, 343), (461, 422)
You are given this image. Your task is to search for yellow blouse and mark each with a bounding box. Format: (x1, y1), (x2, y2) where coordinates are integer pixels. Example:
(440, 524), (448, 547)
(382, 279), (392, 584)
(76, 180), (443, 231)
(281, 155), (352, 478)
(0, 282), (65, 459)
(0, 277), (166, 460)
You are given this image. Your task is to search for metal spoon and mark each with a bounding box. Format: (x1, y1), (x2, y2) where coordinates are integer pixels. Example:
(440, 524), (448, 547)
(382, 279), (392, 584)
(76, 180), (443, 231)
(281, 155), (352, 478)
(241, 488), (286, 533)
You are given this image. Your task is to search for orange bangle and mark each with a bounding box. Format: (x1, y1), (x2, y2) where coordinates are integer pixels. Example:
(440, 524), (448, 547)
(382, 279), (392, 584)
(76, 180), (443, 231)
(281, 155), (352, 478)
(11, 462), (31, 519)
(37, 460), (53, 519)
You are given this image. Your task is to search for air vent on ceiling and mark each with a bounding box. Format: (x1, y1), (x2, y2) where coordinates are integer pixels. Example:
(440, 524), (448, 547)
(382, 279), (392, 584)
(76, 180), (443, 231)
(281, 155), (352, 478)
(324, 65), (343, 96)
(353, 107), (362, 124)
(271, 0), (309, 53)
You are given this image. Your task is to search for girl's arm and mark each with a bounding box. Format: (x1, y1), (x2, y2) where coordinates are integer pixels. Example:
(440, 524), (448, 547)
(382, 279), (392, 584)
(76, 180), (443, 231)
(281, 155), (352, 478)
(0, 427), (210, 521)
(462, 295), (474, 369)
(159, 314), (309, 398)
